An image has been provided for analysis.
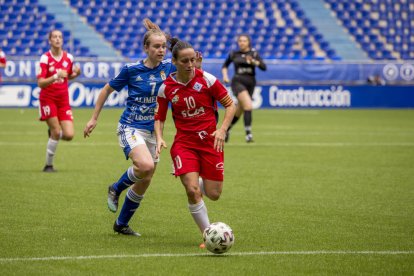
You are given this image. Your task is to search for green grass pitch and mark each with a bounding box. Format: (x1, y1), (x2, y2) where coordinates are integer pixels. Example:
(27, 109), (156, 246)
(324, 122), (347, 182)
(0, 108), (413, 275)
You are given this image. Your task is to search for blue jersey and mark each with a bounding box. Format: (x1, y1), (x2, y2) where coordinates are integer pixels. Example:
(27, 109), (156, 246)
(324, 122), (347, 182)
(109, 59), (176, 131)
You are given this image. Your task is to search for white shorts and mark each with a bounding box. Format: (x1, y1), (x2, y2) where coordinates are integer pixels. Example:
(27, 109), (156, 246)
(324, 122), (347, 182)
(117, 123), (159, 162)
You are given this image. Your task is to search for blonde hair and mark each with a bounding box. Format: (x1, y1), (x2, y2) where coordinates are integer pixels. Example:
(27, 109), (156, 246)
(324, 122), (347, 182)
(142, 18), (170, 47)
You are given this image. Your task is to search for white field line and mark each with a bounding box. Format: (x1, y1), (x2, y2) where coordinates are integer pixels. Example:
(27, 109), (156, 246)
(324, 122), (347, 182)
(2, 130), (413, 136)
(1, 251), (413, 263)
(1, 142), (414, 147)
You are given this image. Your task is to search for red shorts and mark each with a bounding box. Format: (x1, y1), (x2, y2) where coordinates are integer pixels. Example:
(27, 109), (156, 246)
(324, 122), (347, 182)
(39, 97), (73, 121)
(170, 133), (224, 181)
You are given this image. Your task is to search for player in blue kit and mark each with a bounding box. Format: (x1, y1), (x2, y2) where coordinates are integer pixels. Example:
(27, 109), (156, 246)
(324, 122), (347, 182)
(83, 19), (175, 236)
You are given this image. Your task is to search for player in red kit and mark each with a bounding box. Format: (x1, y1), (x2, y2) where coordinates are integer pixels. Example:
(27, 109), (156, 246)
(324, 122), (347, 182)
(154, 39), (236, 248)
(0, 48), (6, 83)
(37, 30), (81, 172)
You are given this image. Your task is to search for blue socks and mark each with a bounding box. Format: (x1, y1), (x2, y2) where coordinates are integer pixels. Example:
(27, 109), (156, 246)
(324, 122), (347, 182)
(116, 189), (144, 226)
(113, 166), (141, 195)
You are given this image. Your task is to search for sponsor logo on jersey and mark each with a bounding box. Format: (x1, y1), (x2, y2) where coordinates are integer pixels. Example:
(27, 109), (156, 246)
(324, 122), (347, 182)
(139, 104), (150, 114)
(62, 61), (68, 68)
(172, 95), (179, 104)
(181, 106), (205, 118)
(149, 74), (156, 81)
(160, 71), (166, 80)
(197, 130), (208, 140)
(136, 75), (143, 81)
(193, 82), (203, 92)
(134, 114), (154, 121)
(172, 88), (179, 95)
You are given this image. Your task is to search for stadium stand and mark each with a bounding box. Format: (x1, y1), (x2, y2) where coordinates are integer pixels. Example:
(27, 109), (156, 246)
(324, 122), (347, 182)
(0, 0), (412, 60)
(297, 0), (368, 60)
(0, 0), (97, 57)
(69, 0), (335, 60)
(325, 0), (414, 60)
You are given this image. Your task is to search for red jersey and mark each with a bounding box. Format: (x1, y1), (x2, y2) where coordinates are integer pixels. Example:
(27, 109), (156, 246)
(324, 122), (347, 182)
(37, 50), (74, 101)
(155, 68), (233, 134)
(0, 50), (6, 81)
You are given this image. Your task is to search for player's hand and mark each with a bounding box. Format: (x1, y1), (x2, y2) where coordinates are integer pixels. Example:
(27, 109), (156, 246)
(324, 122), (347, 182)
(156, 139), (167, 159)
(83, 119), (97, 138)
(195, 51), (203, 69)
(212, 129), (226, 152)
(57, 69), (68, 78)
(72, 65), (81, 77)
(223, 76), (230, 84)
(246, 55), (259, 66)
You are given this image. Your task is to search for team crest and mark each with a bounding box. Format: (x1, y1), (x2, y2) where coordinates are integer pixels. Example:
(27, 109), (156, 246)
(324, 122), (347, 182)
(172, 95), (179, 104)
(193, 82), (203, 92)
(160, 71), (166, 80)
(62, 61), (68, 68)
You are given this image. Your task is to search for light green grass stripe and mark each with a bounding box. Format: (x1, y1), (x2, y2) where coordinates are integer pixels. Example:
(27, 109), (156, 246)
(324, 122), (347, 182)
(1, 251), (414, 262)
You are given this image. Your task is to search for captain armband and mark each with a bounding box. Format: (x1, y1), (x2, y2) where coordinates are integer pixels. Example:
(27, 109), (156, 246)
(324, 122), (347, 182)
(219, 94), (234, 108)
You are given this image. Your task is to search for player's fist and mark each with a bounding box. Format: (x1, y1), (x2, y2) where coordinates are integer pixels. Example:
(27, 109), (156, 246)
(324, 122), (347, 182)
(245, 55), (253, 64)
(57, 69), (68, 78)
(72, 65), (81, 76)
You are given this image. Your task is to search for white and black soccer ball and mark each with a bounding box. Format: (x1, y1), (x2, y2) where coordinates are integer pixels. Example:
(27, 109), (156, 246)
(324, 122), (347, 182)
(203, 222), (234, 254)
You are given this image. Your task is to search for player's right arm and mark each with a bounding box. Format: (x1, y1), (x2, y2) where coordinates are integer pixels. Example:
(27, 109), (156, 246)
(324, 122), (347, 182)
(221, 52), (233, 84)
(154, 84), (169, 157)
(83, 83), (115, 138)
(84, 65), (129, 137)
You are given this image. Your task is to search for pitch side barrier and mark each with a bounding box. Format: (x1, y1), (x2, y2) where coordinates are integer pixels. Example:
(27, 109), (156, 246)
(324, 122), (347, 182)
(1, 58), (413, 108)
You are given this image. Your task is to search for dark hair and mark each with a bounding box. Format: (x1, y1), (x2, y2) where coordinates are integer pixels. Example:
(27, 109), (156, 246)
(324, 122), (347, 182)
(48, 30), (62, 40)
(169, 38), (193, 59)
(142, 18), (170, 47)
(237, 34), (251, 48)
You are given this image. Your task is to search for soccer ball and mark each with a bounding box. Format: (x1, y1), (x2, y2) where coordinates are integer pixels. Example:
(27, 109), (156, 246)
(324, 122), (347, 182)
(203, 222), (234, 254)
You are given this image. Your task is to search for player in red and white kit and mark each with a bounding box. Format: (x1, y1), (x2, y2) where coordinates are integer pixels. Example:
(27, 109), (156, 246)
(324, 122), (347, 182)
(154, 39), (236, 247)
(37, 30), (81, 172)
(0, 48), (6, 83)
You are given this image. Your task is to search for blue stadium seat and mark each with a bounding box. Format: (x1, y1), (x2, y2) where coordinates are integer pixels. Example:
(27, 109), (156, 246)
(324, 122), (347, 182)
(326, 0), (412, 60)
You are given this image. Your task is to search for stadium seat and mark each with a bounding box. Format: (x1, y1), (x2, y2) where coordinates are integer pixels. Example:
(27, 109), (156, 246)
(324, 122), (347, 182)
(325, 0), (413, 60)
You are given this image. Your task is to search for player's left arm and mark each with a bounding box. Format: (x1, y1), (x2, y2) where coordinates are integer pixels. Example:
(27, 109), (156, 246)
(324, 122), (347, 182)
(211, 83), (236, 152)
(252, 51), (266, 71)
(68, 64), (81, 80)
(0, 51), (6, 68)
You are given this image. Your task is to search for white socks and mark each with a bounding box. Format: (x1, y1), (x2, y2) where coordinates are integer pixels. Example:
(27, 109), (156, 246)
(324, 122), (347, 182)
(188, 199), (210, 233)
(46, 138), (59, 166)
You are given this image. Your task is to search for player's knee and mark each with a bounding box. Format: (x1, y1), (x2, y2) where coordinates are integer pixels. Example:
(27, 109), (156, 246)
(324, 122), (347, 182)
(133, 160), (155, 177)
(207, 191), (221, 201)
(62, 134), (74, 141)
(186, 186), (201, 202)
(50, 128), (61, 139)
